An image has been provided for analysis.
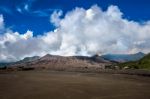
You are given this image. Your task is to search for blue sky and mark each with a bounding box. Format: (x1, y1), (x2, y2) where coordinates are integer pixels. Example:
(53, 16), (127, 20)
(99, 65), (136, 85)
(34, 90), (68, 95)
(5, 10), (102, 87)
(0, 0), (150, 36)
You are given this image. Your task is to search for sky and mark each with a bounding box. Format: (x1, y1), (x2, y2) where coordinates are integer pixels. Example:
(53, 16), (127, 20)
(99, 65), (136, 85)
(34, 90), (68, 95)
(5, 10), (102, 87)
(0, 0), (150, 62)
(0, 0), (150, 35)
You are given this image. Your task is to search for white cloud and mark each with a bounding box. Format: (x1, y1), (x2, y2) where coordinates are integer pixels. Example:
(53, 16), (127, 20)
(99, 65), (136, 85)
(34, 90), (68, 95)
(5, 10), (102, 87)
(0, 15), (4, 30)
(50, 10), (63, 26)
(1, 5), (150, 62)
(16, 7), (23, 13)
(24, 4), (29, 11)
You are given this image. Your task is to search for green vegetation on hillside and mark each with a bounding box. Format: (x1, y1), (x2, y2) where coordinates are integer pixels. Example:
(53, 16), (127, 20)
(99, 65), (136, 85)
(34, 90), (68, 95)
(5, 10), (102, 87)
(119, 53), (150, 70)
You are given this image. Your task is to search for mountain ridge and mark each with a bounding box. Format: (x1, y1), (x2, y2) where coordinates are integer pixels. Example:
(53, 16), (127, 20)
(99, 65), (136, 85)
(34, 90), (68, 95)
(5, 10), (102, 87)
(119, 53), (150, 69)
(102, 52), (145, 62)
(3, 54), (112, 71)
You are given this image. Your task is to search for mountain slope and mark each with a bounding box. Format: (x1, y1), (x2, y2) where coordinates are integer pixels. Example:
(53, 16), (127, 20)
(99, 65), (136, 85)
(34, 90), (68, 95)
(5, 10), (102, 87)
(0, 56), (40, 67)
(9, 54), (112, 70)
(102, 52), (145, 62)
(119, 53), (150, 69)
(17, 56), (40, 63)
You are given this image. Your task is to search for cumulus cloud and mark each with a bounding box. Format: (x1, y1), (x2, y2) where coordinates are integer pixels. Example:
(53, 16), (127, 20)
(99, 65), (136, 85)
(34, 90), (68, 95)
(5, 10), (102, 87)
(49, 5), (150, 55)
(0, 5), (150, 62)
(50, 10), (63, 26)
(0, 15), (4, 30)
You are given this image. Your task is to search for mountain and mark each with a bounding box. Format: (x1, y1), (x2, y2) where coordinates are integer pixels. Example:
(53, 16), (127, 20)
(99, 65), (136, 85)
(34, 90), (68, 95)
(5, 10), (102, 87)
(17, 56), (40, 63)
(119, 53), (150, 69)
(0, 56), (40, 67)
(0, 62), (13, 67)
(8, 54), (112, 71)
(102, 52), (145, 62)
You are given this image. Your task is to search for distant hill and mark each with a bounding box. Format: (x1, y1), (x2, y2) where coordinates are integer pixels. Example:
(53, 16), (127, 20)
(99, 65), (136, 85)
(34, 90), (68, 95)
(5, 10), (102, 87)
(119, 53), (150, 69)
(0, 56), (40, 67)
(17, 56), (40, 63)
(102, 52), (145, 62)
(0, 63), (13, 67)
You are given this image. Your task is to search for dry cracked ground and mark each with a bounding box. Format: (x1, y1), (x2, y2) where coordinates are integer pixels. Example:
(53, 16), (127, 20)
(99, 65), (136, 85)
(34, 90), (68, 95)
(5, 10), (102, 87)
(0, 70), (150, 99)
